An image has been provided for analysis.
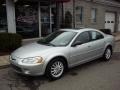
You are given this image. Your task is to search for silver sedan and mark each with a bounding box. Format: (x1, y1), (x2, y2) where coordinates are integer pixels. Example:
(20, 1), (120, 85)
(10, 28), (115, 80)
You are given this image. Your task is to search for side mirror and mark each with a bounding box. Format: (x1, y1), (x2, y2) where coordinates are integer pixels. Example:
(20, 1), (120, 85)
(71, 41), (83, 47)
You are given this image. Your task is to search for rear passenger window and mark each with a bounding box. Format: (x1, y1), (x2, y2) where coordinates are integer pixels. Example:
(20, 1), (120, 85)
(90, 31), (104, 41)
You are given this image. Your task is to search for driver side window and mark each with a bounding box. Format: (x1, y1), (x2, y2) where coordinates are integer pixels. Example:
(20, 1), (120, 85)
(73, 31), (90, 44)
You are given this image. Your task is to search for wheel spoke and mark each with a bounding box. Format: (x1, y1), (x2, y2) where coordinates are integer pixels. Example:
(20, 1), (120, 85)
(52, 64), (56, 68)
(51, 70), (57, 75)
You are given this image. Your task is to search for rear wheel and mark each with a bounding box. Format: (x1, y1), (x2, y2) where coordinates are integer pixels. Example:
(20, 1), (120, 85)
(103, 47), (112, 61)
(45, 58), (65, 80)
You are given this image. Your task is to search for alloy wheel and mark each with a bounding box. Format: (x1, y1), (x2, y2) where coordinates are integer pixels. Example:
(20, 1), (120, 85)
(50, 61), (64, 78)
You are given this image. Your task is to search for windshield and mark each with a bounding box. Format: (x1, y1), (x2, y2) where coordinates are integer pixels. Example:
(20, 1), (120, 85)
(37, 31), (77, 46)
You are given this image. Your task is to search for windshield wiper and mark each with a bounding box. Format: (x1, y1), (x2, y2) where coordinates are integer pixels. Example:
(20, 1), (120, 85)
(46, 43), (56, 47)
(37, 41), (56, 46)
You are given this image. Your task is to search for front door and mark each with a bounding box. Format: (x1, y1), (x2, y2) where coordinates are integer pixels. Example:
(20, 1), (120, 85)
(69, 31), (92, 67)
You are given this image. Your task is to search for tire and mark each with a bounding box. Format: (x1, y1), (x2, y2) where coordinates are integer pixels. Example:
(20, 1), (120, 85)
(45, 58), (65, 80)
(103, 47), (112, 61)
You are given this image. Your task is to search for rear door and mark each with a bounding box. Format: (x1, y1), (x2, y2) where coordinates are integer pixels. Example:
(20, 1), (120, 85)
(88, 31), (105, 58)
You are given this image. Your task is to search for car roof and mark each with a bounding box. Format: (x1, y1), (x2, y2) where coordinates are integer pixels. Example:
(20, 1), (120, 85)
(60, 28), (99, 33)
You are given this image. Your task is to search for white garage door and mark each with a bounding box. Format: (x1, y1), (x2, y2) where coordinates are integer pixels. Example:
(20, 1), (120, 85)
(118, 14), (120, 31)
(105, 12), (115, 32)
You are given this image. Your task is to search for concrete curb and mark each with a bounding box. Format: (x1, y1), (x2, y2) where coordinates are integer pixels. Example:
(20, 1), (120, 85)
(0, 55), (10, 69)
(0, 64), (10, 69)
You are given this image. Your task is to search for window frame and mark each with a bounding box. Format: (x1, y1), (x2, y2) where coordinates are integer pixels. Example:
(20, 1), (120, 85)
(0, 0), (8, 33)
(91, 8), (97, 23)
(75, 6), (83, 24)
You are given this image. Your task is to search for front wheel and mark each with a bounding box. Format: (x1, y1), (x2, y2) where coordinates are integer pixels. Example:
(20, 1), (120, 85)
(103, 47), (112, 61)
(45, 59), (65, 80)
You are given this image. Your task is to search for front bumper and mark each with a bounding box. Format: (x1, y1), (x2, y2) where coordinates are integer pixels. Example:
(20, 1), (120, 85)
(10, 57), (45, 76)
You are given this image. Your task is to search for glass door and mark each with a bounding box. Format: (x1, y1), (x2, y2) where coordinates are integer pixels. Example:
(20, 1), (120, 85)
(41, 3), (56, 37)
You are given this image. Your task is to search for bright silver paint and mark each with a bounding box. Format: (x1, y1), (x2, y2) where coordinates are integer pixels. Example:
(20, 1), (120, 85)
(10, 28), (115, 76)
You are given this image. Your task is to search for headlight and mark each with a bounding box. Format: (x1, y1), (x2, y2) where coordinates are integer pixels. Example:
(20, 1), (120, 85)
(22, 56), (44, 64)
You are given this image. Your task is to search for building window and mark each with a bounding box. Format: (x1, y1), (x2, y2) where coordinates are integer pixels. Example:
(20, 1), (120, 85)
(75, 6), (83, 24)
(0, 0), (7, 33)
(15, 1), (39, 38)
(91, 8), (97, 23)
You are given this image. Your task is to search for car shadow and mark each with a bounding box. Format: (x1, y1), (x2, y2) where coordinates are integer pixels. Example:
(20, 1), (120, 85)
(5, 52), (120, 90)
(17, 75), (47, 90)
(5, 59), (107, 90)
(7, 59), (102, 90)
(3, 68), (48, 90)
(66, 58), (104, 76)
(66, 52), (120, 76)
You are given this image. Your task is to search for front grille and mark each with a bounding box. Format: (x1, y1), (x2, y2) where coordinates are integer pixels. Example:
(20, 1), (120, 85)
(11, 64), (22, 72)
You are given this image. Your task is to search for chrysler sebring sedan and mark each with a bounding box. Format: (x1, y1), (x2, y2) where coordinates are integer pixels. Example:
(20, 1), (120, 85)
(10, 28), (114, 80)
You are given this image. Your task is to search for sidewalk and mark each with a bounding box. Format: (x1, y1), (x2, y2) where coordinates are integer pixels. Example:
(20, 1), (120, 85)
(113, 32), (120, 42)
(0, 55), (10, 69)
(0, 33), (120, 68)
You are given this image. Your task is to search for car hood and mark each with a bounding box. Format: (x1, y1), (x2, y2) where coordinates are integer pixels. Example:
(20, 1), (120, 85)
(11, 42), (55, 58)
